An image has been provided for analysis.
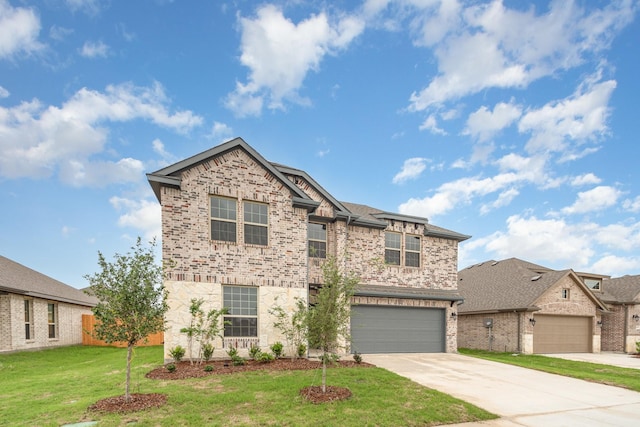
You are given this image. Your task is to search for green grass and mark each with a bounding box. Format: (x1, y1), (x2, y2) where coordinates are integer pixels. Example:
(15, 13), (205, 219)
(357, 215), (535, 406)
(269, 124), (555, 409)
(459, 348), (640, 392)
(0, 346), (496, 426)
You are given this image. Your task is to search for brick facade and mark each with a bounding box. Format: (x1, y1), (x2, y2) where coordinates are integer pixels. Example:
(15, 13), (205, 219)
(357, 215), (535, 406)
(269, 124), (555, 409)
(152, 140), (465, 360)
(0, 293), (93, 353)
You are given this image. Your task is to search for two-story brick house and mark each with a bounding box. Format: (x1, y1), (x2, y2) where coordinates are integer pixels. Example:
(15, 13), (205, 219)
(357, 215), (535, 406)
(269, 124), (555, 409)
(147, 138), (469, 359)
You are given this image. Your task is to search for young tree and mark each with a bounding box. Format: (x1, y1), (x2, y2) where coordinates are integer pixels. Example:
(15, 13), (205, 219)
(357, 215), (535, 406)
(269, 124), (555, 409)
(306, 257), (358, 392)
(269, 297), (308, 359)
(181, 298), (228, 364)
(84, 237), (168, 402)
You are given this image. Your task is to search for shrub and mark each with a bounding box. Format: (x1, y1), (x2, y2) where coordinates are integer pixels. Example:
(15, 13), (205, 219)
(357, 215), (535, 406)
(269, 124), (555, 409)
(297, 343), (307, 358)
(636, 340), (640, 354)
(169, 345), (186, 363)
(202, 343), (214, 362)
(166, 363), (176, 373)
(226, 346), (238, 358)
(204, 365), (214, 372)
(249, 344), (261, 360)
(231, 355), (246, 366)
(256, 352), (275, 363)
(270, 342), (284, 359)
(353, 352), (362, 364)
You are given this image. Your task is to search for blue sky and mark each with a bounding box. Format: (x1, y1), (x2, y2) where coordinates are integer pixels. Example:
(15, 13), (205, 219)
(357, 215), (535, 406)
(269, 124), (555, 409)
(1, 0), (639, 288)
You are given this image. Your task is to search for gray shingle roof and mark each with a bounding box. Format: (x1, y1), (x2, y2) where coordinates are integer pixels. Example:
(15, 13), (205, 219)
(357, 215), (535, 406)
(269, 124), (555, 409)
(601, 275), (640, 303)
(356, 284), (463, 302)
(457, 258), (605, 313)
(0, 256), (97, 307)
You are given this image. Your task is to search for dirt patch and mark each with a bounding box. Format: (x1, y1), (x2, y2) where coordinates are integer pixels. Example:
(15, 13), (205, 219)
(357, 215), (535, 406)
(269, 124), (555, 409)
(88, 393), (167, 413)
(146, 357), (372, 380)
(300, 385), (352, 403)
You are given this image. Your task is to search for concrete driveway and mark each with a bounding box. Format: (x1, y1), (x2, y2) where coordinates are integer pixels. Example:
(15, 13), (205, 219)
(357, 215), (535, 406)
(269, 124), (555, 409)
(547, 352), (640, 369)
(365, 353), (640, 427)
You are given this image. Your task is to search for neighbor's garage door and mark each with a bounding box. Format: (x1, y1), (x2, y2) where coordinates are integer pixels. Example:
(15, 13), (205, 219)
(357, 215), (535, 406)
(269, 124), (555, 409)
(350, 305), (445, 353)
(533, 315), (592, 353)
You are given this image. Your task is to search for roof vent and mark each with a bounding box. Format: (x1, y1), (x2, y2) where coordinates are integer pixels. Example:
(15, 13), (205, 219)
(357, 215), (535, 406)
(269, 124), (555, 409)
(531, 275), (541, 281)
(491, 261), (499, 266)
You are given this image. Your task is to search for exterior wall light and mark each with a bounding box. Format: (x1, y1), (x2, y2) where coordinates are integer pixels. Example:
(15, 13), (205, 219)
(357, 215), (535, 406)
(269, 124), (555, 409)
(597, 320), (603, 326)
(632, 314), (640, 321)
(451, 312), (457, 319)
(529, 318), (536, 326)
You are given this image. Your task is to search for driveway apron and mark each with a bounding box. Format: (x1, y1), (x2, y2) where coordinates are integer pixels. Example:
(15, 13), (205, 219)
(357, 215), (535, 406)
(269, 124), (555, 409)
(365, 353), (640, 427)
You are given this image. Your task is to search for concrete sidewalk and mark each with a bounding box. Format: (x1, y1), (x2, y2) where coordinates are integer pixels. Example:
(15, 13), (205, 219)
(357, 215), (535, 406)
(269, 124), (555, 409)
(366, 353), (640, 427)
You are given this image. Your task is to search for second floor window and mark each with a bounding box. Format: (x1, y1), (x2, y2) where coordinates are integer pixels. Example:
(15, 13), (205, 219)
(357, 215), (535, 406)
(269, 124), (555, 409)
(405, 235), (421, 267)
(308, 223), (327, 258)
(211, 196), (237, 242)
(385, 232), (401, 265)
(244, 201), (268, 245)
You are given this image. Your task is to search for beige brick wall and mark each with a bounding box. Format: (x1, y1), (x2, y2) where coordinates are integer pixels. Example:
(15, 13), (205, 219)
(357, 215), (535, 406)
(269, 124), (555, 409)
(0, 294), (11, 351)
(1, 293), (93, 353)
(601, 305), (625, 351)
(458, 312), (524, 353)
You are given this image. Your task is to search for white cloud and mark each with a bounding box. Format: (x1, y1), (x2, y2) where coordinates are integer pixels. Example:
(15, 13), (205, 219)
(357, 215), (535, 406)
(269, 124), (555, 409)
(464, 101), (521, 142)
(393, 157), (428, 184)
(418, 114), (446, 135)
(591, 255), (640, 276)
(407, 0), (633, 111)
(0, 85), (8, 98)
(561, 185), (622, 215)
(0, 82), (202, 185)
(110, 196), (161, 241)
(571, 173), (601, 187)
(519, 79), (616, 155)
(210, 121), (233, 140)
(479, 188), (519, 215)
(0, 0), (42, 59)
(65, 0), (101, 16)
(225, 4), (364, 117)
(466, 214), (596, 269)
(49, 25), (73, 41)
(80, 40), (109, 58)
(623, 196), (640, 213)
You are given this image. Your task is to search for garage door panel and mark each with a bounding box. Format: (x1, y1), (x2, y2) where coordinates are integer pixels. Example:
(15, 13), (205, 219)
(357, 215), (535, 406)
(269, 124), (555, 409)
(350, 306), (445, 354)
(533, 315), (591, 353)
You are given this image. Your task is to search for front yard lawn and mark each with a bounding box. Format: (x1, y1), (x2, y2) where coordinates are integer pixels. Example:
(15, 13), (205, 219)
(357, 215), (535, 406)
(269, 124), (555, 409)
(0, 346), (496, 426)
(460, 348), (640, 392)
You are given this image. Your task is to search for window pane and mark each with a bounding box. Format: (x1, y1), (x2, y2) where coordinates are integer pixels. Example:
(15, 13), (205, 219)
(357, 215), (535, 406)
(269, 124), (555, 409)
(385, 249), (400, 265)
(308, 223), (326, 240)
(25, 324), (31, 340)
(211, 197), (236, 220)
(211, 220), (236, 242)
(24, 300), (29, 322)
(385, 232), (401, 249)
(48, 304), (55, 323)
(224, 317), (258, 337)
(244, 202), (268, 225)
(406, 235), (421, 252)
(406, 251), (420, 267)
(49, 325), (56, 339)
(309, 241), (326, 258)
(245, 224), (268, 245)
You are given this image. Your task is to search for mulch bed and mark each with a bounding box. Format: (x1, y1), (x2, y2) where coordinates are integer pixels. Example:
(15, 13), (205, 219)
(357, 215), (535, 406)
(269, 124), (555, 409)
(88, 358), (372, 413)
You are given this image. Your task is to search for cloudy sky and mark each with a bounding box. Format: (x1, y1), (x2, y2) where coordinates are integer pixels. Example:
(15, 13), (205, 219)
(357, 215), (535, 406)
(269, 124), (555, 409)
(1, 0), (639, 288)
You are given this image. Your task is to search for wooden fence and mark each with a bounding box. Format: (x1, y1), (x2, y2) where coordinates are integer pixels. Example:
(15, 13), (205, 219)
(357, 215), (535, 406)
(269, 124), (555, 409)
(82, 314), (164, 347)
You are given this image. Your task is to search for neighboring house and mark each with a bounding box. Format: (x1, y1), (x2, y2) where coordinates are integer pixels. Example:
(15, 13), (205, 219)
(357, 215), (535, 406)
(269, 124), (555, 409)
(599, 275), (640, 353)
(0, 255), (97, 353)
(147, 137), (469, 359)
(457, 258), (608, 354)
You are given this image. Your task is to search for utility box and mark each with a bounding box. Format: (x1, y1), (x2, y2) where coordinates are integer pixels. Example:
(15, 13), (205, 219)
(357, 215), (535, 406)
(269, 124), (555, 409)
(483, 318), (494, 328)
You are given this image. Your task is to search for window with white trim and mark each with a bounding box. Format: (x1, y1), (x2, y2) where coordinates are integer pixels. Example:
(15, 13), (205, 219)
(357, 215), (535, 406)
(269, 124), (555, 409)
(210, 196), (237, 242)
(385, 232), (401, 265)
(47, 303), (58, 339)
(243, 201), (268, 246)
(24, 299), (33, 340)
(584, 278), (601, 291)
(308, 223), (327, 258)
(405, 235), (421, 267)
(223, 286), (258, 337)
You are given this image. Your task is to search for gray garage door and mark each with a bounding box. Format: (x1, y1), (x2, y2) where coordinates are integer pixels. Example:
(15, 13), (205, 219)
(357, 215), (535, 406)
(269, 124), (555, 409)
(533, 315), (592, 353)
(350, 305), (445, 353)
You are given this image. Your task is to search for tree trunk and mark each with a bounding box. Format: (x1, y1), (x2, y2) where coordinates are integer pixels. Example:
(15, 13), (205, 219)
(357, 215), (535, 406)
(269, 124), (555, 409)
(125, 344), (133, 402)
(322, 353), (327, 393)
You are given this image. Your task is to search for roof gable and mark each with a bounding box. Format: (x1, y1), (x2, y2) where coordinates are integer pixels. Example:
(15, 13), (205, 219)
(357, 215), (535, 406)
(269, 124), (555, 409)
(0, 256), (97, 306)
(458, 258), (606, 313)
(147, 137), (319, 212)
(602, 275), (640, 303)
